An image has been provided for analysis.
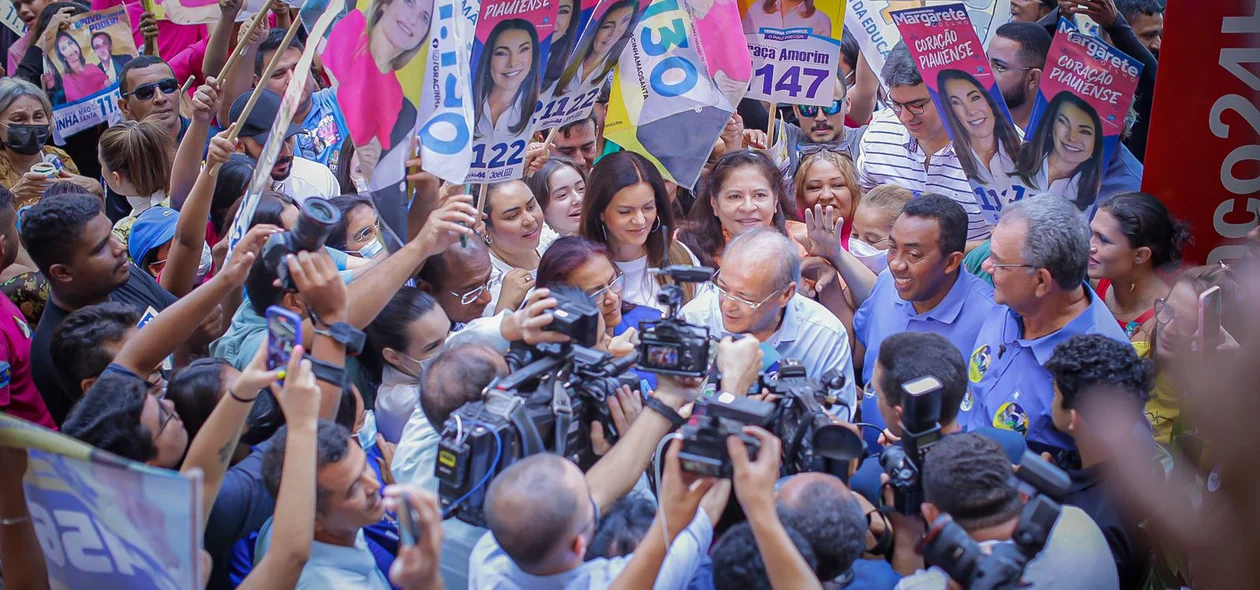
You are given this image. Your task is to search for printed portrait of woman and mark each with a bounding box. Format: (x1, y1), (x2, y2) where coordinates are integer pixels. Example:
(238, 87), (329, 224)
(554, 0), (639, 97)
(937, 69), (1021, 190)
(742, 0), (832, 36)
(1014, 91), (1105, 211)
(473, 18), (541, 144)
(323, 0), (434, 178)
(91, 32), (132, 86)
(541, 0), (581, 93)
(54, 30), (107, 102)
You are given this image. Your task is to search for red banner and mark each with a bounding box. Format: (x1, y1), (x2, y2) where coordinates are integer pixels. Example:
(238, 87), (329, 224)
(1142, 0), (1260, 264)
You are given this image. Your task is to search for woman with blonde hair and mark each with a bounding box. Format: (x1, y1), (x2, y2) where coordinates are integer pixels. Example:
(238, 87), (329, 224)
(792, 149), (860, 247)
(98, 119), (175, 247)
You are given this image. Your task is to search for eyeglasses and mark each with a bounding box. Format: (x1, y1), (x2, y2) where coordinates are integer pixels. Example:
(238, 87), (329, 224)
(152, 389), (177, 436)
(989, 59), (1034, 75)
(451, 279), (492, 305)
(798, 100), (844, 118)
(123, 78), (179, 101)
(1153, 298), (1198, 333)
(989, 262), (1035, 271)
(880, 95), (931, 116)
(586, 273), (625, 301)
(714, 274), (783, 310)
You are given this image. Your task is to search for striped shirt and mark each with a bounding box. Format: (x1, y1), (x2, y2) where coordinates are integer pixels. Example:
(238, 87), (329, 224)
(856, 110), (991, 241)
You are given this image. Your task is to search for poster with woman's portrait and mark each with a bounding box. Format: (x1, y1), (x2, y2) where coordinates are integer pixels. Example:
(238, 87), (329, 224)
(1012, 18), (1142, 216)
(892, 2), (1021, 227)
(162, 0), (270, 26)
(739, 0), (844, 107)
(39, 5), (137, 143)
(534, 0), (637, 130)
(465, 0), (558, 182)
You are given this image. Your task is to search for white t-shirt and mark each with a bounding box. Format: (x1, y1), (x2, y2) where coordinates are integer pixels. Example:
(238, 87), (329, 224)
(274, 157), (340, 202)
(614, 244), (701, 312)
(483, 248), (541, 317)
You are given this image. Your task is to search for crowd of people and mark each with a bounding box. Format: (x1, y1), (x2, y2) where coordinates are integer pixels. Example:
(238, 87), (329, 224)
(0, 0), (1258, 589)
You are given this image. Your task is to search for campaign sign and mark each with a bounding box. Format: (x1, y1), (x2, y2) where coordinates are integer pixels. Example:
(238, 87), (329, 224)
(687, 0), (751, 109)
(161, 0), (269, 25)
(892, 3), (1022, 226)
(533, 0), (619, 130)
(0, 414), (203, 590)
(741, 0), (844, 106)
(2, 0), (26, 36)
(1012, 18), (1142, 215)
(465, 0), (559, 183)
(604, 0), (734, 190)
(40, 6), (136, 144)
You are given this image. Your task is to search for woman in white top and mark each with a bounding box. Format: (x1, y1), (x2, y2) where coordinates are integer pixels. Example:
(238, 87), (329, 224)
(473, 19), (542, 145)
(1014, 91), (1105, 212)
(579, 151), (699, 311)
(526, 156), (587, 252)
(554, 0), (640, 97)
(742, 0), (832, 36)
(482, 179), (545, 315)
(363, 286), (450, 444)
(937, 69), (1022, 197)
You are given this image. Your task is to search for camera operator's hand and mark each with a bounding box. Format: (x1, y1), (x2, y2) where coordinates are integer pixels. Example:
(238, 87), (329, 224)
(591, 386), (643, 455)
(500, 289), (571, 345)
(497, 268), (534, 314)
(286, 250), (348, 323)
(661, 440), (719, 531)
(728, 426), (781, 513)
(606, 327), (638, 358)
(879, 472), (927, 575)
(384, 485), (445, 590)
(274, 346), (321, 428)
(652, 374), (704, 411)
(717, 335), (762, 396)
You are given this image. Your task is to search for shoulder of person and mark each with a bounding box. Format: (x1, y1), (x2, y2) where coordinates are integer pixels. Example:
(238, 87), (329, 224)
(793, 292), (845, 331)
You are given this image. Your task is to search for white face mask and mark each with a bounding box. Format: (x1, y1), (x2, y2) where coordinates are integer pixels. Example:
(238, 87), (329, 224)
(353, 176), (370, 194)
(358, 238), (385, 259)
(850, 238), (889, 274)
(195, 243), (213, 283)
(356, 409), (378, 451)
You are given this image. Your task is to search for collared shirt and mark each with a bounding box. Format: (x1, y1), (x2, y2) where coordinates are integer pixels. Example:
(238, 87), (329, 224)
(1065, 463), (1149, 589)
(857, 110), (989, 241)
(273, 157), (340, 203)
(296, 88), (350, 173)
(853, 270), (996, 444)
(959, 287), (1129, 453)
(680, 291), (857, 412)
(389, 385), (441, 492)
(256, 525), (391, 590)
(0, 294), (55, 429)
(468, 510), (713, 590)
(475, 96), (527, 145)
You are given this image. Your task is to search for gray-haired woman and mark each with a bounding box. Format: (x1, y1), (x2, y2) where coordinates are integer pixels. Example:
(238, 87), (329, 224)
(0, 78), (101, 208)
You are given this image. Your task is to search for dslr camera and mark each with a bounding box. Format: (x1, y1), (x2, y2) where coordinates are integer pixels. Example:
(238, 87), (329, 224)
(637, 266), (714, 377)
(879, 375), (944, 515)
(258, 197), (342, 291)
(677, 392), (776, 478)
(919, 452), (1071, 589)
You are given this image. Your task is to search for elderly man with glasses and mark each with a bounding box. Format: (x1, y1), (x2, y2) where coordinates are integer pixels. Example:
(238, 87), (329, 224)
(680, 228), (857, 411)
(962, 195), (1129, 462)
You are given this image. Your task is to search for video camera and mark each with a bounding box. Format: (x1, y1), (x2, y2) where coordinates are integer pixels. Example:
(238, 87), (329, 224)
(435, 290), (639, 527)
(258, 197), (341, 291)
(637, 265), (714, 377)
(678, 359), (864, 480)
(879, 375), (944, 515)
(919, 452), (1071, 589)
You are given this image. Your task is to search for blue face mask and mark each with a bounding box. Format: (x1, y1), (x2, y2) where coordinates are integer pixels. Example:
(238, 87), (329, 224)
(356, 409), (379, 451)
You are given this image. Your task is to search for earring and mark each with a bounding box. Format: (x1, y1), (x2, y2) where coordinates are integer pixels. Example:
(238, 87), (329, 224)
(1130, 270), (1136, 293)
(601, 223), (609, 242)
(651, 217), (661, 232)
(483, 232), (493, 246)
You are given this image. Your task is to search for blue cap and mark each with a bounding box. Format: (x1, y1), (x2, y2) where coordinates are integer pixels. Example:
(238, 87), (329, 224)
(129, 206), (179, 264)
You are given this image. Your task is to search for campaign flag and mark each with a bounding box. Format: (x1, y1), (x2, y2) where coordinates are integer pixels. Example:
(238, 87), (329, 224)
(688, 0), (751, 108)
(161, 0), (269, 25)
(1142, 0), (1259, 265)
(892, 3), (1021, 227)
(604, 0), (734, 190)
(2, 0), (26, 35)
(1011, 18), (1142, 216)
(533, 0), (620, 130)
(0, 414), (203, 590)
(464, 0), (559, 183)
(845, 0), (1007, 90)
(741, 0), (844, 107)
(39, 6), (137, 143)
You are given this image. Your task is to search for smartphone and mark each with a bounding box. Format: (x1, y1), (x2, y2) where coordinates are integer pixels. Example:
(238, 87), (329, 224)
(397, 501), (419, 547)
(1197, 286), (1222, 363)
(266, 305), (302, 380)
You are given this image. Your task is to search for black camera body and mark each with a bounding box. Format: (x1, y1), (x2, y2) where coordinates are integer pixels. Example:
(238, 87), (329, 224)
(879, 375), (944, 515)
(918, 452), (1071, 590)
(259, 198), (341, 291)
(637, 265), (714, 377)
(762, 361), (863, 477)
(544, 295), (601, 348)
(678, 393), (776, 478)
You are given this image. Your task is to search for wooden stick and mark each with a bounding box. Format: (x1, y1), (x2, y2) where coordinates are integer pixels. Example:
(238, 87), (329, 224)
(214, 1), (275, 82)
(767, 102), (777, 139)
(224, 16), (301, 143)
(473, 183), (487, 219)
(538, 126), (560, 154)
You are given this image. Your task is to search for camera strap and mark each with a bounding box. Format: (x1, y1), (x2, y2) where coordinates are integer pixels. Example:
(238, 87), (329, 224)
(506, 398), (547, 457)
(551, 379), (574, 456)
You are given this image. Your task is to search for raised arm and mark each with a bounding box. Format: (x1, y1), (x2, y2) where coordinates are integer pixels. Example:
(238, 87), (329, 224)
(170, 78), (222, 211)
(165, 121), (234, 298)
(203, 0), (245, 84)
(804, 204), (876, 304)
(849, 52), (879, 125)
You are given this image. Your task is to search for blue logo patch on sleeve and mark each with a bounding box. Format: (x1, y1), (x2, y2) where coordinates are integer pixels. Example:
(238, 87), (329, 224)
(0, 361), (11, 388)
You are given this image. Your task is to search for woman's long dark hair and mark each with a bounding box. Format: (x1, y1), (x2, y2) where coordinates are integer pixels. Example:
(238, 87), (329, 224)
(474, 19), (542, 136)
(542, 0), (583, 91)
(936, 69), (1021, 182)
(538, 235), (633, 315)
(54, 30), (86, 73)
(1097, 191), (1191, 272)
(1015, 91), (1105, 211)
(211, 154), (255, 236)
(677, 150), (790, 269)
(555, 0), (640, 92)
(363, 286), (441, 382)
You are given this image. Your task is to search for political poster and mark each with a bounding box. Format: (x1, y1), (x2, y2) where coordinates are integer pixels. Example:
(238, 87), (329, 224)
(845, 0), (1007, 90)
(534, 0), (640, 130)
(0, 414), (203, 590)
(892, 2), (1020, 227)
(604, 0), (734, 190)
(161, 0), (269, 26)
(1142, 0), (1258, 265)
(2, 0), (26, 36)
(1011, 18), (1142, 216)
(39, 6), (137, 144)
(741, 0), (844, 107)
(687, 0), (751, 109)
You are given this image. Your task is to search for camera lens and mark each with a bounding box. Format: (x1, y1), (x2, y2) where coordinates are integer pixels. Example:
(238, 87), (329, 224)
(290, 198), (342, 252)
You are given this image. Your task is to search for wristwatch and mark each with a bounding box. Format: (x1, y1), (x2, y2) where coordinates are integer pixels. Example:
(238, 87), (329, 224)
(645, 396), (686, 429)
(313, 321), (366, 356)
(305, 356), (348, 388)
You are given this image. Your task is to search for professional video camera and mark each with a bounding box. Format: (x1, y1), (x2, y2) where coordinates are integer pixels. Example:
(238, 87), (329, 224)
(435, 290), (639, 526)
(678, 359), (864, 480)
(637, 265), (714, 377)
(258, 197), (341, 291)
(879, 375), (944, 515)
(918, 452), (1071, 589)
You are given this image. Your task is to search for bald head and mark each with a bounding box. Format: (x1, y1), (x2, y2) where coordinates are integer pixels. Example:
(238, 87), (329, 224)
(420, 344), (508, 427)
(723, 228), (801, 291)
(420, 239), (492, 288)
(775, 473), (867, 581)
(485, 453), (590, 573)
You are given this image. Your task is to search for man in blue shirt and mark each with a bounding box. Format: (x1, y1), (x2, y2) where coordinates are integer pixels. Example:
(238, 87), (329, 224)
(251, 29), (350, 173)
(852, 194), (997, 446)
(963, 195), (1128, 459)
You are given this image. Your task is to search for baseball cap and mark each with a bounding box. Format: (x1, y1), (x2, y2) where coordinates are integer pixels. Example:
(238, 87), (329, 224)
(129, 206), (179, 265)
(228, 88), (303, 144)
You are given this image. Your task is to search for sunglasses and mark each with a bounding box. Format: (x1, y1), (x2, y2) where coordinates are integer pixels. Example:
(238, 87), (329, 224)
(798, 100), (844, 118)
(123, 78), (179, 101)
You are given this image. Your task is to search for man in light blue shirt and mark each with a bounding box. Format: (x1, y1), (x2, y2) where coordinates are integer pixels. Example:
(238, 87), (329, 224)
(680, 229), (857, 412)
(961, 195), (1128, 458)
(852, 194), (997, 447)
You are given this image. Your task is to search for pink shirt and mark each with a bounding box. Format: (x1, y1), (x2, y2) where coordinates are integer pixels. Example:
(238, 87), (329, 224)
(0, 295), (56, 430)
(322, 10), (405, 151)
(6, 32), (31, 77)
(63, 66), (110, 102)
(90, 0), (209, 80)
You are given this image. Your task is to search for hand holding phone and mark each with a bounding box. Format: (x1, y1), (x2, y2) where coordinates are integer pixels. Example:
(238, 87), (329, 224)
(266, 306), (303, 382)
